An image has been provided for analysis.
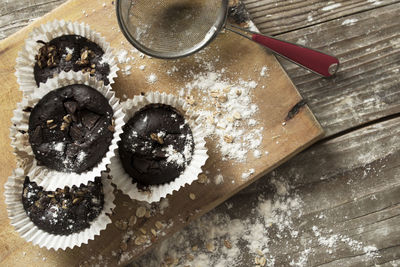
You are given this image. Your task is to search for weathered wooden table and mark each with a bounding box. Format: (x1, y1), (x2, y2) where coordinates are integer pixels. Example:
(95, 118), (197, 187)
(1, 0), (399, 266)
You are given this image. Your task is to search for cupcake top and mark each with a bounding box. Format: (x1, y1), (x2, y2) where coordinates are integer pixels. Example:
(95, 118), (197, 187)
(28, 84), (114, 173)
(22, 176), (104, 235)
(34, 34), (110, 86)
(118, 104), (194, 186)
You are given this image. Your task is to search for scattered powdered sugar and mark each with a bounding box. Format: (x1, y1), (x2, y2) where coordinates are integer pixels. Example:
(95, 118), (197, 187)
(116, 49), (131, 64)
(76, 151), (87, 163)
(214, 174), (224, 185)
(65, 47), (74, 55)
(322, 3), (342, 11)
(115, 48), (137, 77)
(112, 42), (266, 165)
(147, 73), (158, 84)
(164, 145), (185, 166)
(241, 168), (255, 180)
(52, 142), (64, 152)
(163, 134), (193, 167)
(253, 150), (261, 158)
(260, 66), (268, 77)
(122, 65), (132, 76)
(367, 0), (382, 5)
(342, 18), (358, 26)
(132, 178), (381, 266)
(182, 64), (264, 163)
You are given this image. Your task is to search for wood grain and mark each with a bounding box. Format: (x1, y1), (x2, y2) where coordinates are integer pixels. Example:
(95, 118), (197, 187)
(226, 117), (400, 266)
(133, 115), (400, 266)
(0, 0), (66, 40)
(243, 0), (400, 35)
(275, 3), (400, 137)
(1, 0), (400, 266)
(131, 2), (400, 266)
(0, 0), (323, 266)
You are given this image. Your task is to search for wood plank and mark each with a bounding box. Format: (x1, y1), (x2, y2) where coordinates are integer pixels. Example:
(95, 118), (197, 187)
(132, 116), (400, 266)
(0, 0), (323, 266)
(276, 3), (400, 136)
(0, 0), (67, 40)
(1, 1), (400, 266)
(243, 0), (400, 35)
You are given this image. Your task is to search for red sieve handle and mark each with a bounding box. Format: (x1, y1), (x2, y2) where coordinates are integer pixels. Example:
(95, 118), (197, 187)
(251, 33), (339, 77)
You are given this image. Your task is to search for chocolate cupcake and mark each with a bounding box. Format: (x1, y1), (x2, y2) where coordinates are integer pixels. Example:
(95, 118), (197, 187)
(34, 35), (111, 86)
(109, 92), (208, 203)
(118, 104), (195, 186)
(10, 72), (124, 191)
(28, 84), (114, 174)
(22, 176), (104, 235)
(16, 20), (118, 96)
(5, 168), (115, 250)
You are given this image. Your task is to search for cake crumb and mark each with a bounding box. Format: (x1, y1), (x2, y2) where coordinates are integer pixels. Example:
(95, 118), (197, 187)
(136, 206), (146, 218)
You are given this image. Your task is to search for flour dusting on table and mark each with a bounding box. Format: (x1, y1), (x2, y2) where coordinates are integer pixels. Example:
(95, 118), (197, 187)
(130, 177), (381, 267)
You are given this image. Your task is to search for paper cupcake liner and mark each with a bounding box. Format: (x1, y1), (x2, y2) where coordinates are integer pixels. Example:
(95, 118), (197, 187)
(10, 71), (124, 191)
(4, 170), (115, 250)
(15, 20), (119, 96)
(10, 97), (34, 156)
(109, 92), (209, 203)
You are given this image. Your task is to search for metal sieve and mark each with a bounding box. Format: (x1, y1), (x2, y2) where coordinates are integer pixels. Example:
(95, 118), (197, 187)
(116, 0), (228, 59)
(116, 0), (339, 77)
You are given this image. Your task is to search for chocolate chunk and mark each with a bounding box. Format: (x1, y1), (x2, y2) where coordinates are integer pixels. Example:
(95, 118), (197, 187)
(33, 35), (110, 87)
(22, 176), (104, 235)
(64, 101), (78, 115)
(81, 111), (100, 130)
(28, 84), (114, 173)
(118, 104), (194, 186)
(69, 124), (84, 140)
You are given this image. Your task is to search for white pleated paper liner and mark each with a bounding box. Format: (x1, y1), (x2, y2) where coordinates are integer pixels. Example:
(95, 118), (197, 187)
(109, 92), (209, 203)
(10, 71), (124, 191)
(10, 97), (34, 156)
(15, 19), (119, 96)
(4, 170), (115, 250)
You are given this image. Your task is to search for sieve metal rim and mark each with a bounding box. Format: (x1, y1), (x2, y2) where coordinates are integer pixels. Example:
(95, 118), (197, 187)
(116, 0), (229, 59)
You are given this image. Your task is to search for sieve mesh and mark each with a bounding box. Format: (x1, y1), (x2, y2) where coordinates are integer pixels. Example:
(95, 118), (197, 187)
(117, 0), (228, 59)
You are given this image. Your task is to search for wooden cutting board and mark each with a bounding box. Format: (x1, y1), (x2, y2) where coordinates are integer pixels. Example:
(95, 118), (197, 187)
(0, 0), (324, 266)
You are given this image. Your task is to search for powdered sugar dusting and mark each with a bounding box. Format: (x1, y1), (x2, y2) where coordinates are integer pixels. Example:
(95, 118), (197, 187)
(164, 145), (185, 166)
(322, 3), (342, 11)
(182, 64), (264, 163)
(52, 142), (64, 152)
(132, 177), (381, 266)
(214, 174), (224, 185)
(147, 73), (158, 84)
(342, 18), (358, 26)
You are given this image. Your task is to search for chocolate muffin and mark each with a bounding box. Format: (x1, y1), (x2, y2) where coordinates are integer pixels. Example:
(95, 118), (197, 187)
(22, 176), (104, 235)
(34, 35), (110, 86)
(118, 104), (194, 186)
(28, 84), (114, 173)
